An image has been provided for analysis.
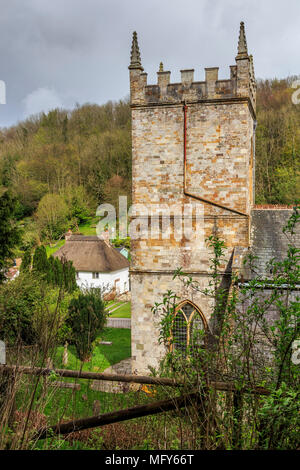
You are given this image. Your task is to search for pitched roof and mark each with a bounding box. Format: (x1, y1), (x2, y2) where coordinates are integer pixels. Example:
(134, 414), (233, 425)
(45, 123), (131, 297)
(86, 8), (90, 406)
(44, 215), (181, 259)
(248, 208), (299, 279)
(53, 235), (129, 273)
(231, 208), (300, 281)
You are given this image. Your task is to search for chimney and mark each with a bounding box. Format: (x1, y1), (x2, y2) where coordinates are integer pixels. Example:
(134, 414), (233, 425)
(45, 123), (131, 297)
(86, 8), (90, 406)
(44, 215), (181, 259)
(100, 228), (110, 246)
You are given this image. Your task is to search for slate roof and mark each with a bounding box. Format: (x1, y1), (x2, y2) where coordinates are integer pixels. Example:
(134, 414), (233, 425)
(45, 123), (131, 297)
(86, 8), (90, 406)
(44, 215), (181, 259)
(236, 208), (300, 280)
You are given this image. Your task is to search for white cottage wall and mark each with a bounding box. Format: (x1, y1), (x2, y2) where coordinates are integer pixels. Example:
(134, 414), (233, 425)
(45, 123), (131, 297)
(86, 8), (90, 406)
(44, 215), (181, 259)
(76, 268), (129, 294)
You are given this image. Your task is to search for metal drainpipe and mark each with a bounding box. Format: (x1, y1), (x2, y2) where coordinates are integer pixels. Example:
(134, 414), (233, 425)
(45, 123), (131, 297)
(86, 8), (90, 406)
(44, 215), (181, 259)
(182, 102), (249, 218)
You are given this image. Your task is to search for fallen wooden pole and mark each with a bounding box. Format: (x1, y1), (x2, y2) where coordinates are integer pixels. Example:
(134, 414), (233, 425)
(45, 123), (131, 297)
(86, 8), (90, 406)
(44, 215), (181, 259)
(0, 365), (179, 387)
(212, 381), (270, 396)
(35, 391), (202, 440)
(0, 365), (270, 395)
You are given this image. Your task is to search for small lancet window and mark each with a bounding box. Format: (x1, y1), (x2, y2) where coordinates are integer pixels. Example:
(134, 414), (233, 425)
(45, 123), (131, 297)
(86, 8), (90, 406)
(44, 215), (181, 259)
(171, 300), (207, 354)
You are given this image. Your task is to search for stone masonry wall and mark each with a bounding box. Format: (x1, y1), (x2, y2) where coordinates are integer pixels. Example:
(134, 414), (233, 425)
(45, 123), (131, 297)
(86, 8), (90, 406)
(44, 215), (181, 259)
(131, 101), (254, 373)
(132, 102), (254, 214)
(130, 30), (256, 374)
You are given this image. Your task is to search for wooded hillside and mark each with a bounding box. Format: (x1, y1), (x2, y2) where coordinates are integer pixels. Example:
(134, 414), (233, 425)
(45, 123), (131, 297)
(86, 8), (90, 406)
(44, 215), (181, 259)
(0, 77), (299, 241)
(255, 77), (300, 204)
(0, 100), (131, 220)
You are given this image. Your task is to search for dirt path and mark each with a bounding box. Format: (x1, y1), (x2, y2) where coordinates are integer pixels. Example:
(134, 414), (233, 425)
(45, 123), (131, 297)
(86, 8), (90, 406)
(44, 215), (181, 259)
(107, 301), (126, 314)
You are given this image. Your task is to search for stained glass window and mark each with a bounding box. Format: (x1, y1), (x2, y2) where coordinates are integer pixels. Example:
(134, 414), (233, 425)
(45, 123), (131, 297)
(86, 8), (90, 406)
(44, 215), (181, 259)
(171, 301), (207, 353)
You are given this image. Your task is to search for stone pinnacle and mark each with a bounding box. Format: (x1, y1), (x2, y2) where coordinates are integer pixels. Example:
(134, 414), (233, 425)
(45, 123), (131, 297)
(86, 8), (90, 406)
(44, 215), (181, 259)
(129, 31), (143, 70)
(237, 21), (248, 57)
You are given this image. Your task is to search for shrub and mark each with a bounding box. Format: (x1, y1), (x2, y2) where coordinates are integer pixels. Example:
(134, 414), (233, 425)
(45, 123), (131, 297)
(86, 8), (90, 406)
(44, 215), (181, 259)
(36, 193), (68, 242)
(65, 288), (107, 362)
(20, 247), (32, 272)
(0, 191), (22, 283)
(32, 246), (48, 274)
(32, 248), (77, 293)
(151, 206), (300, 450)
(0, 274), (41, 345)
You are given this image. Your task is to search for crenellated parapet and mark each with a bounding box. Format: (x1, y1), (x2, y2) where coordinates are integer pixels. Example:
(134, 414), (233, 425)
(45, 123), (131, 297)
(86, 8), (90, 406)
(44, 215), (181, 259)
(129, 22), (256, 115)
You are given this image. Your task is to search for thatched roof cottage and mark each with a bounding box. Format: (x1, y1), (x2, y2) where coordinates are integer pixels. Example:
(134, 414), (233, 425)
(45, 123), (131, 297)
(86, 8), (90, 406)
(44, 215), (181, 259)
(53, 235), (130, 294)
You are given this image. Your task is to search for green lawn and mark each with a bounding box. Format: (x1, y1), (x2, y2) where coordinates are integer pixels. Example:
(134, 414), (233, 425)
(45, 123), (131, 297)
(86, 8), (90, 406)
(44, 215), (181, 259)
(44, 219), (99, 256)
(78, 221), (98, 236)
(106, 300), (123, 311)
(109, 302), (131, 318)
(30, 328), (132, 424)
(105, 300), (122, 309)
(46, 239), (65, 257)
(14, 327), (163, 450)
(43, 218), (129, 258)
(55, 327), (131, 372)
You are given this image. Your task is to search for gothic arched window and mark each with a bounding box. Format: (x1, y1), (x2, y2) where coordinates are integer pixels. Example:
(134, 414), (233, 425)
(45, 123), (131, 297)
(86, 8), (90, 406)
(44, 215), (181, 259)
(171, 300), (207, 354)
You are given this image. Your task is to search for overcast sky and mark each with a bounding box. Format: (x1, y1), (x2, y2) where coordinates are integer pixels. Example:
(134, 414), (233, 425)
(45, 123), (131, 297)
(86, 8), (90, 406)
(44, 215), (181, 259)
(0, 0), (299, 128)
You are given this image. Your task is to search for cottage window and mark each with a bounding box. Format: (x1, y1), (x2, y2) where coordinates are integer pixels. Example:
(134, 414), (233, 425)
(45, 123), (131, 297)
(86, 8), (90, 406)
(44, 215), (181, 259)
(92, 272), (99, 279)
(170, 300), (207, 354)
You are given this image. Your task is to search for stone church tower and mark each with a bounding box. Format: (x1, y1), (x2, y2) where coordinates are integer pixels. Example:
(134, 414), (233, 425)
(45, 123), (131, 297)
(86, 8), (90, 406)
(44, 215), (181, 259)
(129, 23), (256, 374)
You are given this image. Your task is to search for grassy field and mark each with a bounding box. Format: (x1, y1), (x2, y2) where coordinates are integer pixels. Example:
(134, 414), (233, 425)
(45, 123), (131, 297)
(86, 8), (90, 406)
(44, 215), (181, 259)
(18, 328), (132, 428)
(109, 302), (131, 318)
(78, 221), (98, 236)
(13, 327), (171, 450)
(45, 240), (65, 257)
(106, 300), (123, 310)
(55, 327), (131, 372)
(45, 219), (99, 256)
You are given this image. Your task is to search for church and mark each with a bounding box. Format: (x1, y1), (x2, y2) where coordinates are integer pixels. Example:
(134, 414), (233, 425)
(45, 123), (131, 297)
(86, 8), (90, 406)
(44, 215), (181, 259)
(128, 23), (299, 374)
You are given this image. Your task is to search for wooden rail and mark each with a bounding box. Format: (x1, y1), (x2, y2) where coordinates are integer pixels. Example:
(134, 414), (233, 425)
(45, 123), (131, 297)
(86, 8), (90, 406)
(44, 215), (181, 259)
(0, 365), (270, 395)
(35, 391), (202, 440)
(0, 364), (178, 387)
(0, 364), (271, 441)
(34, 383), (269, 440)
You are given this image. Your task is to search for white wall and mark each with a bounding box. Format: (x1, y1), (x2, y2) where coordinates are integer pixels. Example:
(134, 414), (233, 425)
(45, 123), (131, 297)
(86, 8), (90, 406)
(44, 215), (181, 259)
(76, 268), (129, 294)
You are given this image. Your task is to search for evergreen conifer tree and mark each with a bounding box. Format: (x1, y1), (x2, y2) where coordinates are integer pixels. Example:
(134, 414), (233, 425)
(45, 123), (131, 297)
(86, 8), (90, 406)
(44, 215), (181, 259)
(20, 247), (32, 272)
(47, 255), (55, 284)
(66, 289), (106, 361)
(0, 191), (22, 283)
(32, 246), (48, 274)
(54, 257), (63, 286)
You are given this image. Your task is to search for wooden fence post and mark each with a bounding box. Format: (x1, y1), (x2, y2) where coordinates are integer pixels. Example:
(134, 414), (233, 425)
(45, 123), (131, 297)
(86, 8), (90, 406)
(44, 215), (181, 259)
(0, 342), (16, 428)
(232, 390), (243, 449)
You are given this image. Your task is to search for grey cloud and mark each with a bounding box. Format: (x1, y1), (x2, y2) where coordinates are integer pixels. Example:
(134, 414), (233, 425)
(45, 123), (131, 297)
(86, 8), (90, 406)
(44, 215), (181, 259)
(0, 0), (299, 128)
(22, 87), (64, 118)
